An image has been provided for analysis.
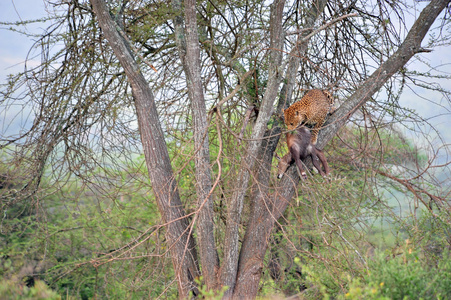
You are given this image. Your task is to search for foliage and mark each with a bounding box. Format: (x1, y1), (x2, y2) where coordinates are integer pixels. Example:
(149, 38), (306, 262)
(339, 247), (451, 300)
(0, 279), (61, 300)
(192, 277), (229, 300)
(365, 250), (451, 300)
(0, 152), (175, 298)
(276, 211), (451, 300)
(340, 278), (389, 300)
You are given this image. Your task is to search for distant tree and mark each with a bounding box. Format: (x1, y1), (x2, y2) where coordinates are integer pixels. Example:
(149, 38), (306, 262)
(1, 0), (450, 298)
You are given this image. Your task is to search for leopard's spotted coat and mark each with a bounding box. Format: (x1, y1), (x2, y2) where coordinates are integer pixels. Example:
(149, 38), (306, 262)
(283, 89), (334, 145)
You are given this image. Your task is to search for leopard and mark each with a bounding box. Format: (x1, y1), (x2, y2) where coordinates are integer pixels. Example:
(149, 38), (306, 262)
(283, 89), (335, 145)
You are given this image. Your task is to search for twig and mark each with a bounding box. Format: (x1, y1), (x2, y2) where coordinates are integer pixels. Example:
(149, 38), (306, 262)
(297, 13), (358, 45)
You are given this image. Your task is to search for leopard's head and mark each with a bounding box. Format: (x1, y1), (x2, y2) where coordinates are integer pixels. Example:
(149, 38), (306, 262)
(283, 107), (304, 130)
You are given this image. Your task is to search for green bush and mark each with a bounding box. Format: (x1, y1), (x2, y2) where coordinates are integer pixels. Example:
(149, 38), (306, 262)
(341, 277), (389, 300)
(368, 251), (451, 299)
(295, 244), (451, 300)
(342, 249), (451, 300)
(0, 279), (61, 300)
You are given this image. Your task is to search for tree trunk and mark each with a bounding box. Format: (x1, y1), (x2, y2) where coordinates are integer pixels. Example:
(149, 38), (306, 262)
(89, 0), (199, 297)
(220, 0), (285, 297)
(172, 0), (220, 290)
(232, 1), (328, 297)
(234, 0), (450, 297)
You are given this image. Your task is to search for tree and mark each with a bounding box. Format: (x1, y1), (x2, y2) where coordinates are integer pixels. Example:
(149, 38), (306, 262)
(1, 0), (450, 298)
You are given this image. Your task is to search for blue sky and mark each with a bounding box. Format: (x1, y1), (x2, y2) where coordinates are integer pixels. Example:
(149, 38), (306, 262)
(1, 0), (450, 167)
(0, 1), (48, 77)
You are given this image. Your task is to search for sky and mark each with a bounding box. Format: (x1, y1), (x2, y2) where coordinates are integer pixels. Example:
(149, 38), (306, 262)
(0, 1), (48, 76)
(1, 0), (450, 167)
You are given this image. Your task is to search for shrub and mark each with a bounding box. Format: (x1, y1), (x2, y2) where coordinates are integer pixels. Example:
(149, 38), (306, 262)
(342, 248), (451, 300)
(0, 279), (61, 300)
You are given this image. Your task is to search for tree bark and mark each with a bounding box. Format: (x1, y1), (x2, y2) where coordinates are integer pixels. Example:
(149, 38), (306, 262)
(220, 0), (285, 296)
(89, 0), (199, 297)
(172, 0), (219, 290)
(233, 127), (289, 298)
(233, 1), (328, 297)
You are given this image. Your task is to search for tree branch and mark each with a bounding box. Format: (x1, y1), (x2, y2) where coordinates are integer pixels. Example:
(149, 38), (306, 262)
(318, 0), (451, 150)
